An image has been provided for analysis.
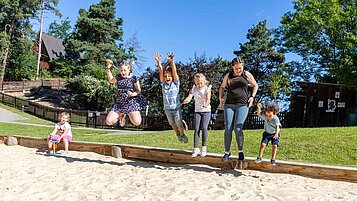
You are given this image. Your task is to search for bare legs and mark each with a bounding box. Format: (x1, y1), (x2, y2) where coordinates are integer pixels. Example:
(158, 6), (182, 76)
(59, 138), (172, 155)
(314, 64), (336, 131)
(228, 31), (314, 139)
(106, 111), (142, 126)
(258, 143), (278, 160)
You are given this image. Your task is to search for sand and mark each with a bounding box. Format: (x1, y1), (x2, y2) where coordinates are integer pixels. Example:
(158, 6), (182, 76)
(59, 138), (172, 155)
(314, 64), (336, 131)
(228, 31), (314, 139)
(0, 144), (356, 201)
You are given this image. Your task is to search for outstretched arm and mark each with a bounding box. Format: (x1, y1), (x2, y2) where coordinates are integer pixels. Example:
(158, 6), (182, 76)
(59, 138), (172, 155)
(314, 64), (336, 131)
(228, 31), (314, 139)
(167, 52), (179, 81)
(153, 53), (164, 82)
(257, 103), (263, 117)
(105, 60), (117, 84)
(182, 89), (193, 104)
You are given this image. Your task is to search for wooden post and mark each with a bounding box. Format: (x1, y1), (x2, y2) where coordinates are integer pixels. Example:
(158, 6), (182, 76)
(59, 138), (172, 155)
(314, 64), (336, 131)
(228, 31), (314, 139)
(112, 146), (122, 158)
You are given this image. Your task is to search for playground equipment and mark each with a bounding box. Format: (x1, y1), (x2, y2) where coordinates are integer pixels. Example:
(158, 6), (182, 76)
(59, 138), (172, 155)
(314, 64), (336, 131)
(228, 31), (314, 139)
(49, 138), (59, 156)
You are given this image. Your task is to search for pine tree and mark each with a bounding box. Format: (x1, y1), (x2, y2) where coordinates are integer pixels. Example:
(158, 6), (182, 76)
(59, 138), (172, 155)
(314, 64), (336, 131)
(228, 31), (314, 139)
(234, 20), (290, 101)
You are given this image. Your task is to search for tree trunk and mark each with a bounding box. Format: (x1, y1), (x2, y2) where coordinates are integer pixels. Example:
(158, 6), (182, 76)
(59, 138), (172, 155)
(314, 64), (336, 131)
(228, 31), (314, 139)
(0, 47), (9, 91)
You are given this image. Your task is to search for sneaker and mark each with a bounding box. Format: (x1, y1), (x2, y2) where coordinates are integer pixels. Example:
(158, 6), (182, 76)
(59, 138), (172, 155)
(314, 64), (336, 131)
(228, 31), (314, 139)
(255, 157), (263, 163)
(270, 159), (276, 166)
(119, 114), (126, 127)
(182, 120), (188, 130)
(238, 152), (244, 161)
(176, 134), (183, 142)
(191, 148), (200, 157)
(200, 146), (207, 157)
(181, 134), (188, 143)
(222, 152), (231, 162)
(61, 151), (68, 156)
(49, 150), (54, 155)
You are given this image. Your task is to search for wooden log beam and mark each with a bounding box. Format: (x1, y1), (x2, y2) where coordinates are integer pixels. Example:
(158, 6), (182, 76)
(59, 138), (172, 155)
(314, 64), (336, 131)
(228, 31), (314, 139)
(0, 135), (356, 183)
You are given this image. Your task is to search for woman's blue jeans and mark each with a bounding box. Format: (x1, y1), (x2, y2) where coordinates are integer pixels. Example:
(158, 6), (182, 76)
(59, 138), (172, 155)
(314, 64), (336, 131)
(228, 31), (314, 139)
(223, 104), (249, 152)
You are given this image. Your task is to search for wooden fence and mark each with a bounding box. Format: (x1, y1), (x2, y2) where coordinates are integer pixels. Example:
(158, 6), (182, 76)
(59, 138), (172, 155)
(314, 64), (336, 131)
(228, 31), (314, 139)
(1, 92), (290, 130)
(1, 79), (66, 92)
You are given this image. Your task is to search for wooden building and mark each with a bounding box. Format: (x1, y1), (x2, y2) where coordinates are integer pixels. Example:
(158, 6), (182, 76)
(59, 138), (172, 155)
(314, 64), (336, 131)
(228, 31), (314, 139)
(33, 33), (66, 69)
(288, 82), (357, 127)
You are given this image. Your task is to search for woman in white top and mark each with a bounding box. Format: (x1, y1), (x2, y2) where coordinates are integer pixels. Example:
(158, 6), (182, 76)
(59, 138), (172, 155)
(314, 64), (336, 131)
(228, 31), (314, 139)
(183, 73), (212, 157)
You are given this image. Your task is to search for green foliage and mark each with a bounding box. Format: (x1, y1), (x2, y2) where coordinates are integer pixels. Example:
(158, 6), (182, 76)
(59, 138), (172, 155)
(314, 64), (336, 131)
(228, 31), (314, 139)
(39, 69), (52, 79)
(65, 0), (129, 64)
(50, 59), (75, 78)
(234, 20), (290, 102)
(66, 74), (116, 110)
(0, 0), (60, 81)
(47, 17), (71, 40)
(6, 36), (37, 80)
(279, 0), (357, 85)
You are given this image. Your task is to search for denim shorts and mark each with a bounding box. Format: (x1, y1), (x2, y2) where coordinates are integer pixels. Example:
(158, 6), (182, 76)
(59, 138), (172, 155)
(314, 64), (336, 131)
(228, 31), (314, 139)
(165, 109), (183, 126)
(261, 131), (279, 145)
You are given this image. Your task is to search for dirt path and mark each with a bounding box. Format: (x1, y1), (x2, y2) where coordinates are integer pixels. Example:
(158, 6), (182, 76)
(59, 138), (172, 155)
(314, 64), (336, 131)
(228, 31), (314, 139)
(0, 107), (27, 122)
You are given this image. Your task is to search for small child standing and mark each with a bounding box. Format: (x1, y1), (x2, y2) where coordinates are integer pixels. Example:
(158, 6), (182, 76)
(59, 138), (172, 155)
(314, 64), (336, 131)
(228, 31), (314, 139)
(153, 52), (188, 143)
(255, 102), (281, 165)
(182, 73), (212, 157)
(48, 112), (72, 156)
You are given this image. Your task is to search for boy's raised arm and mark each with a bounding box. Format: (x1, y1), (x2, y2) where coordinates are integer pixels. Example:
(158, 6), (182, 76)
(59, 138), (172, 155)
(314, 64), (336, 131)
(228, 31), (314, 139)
(153, 53), (164, 82)
(167, 52), (179, 81)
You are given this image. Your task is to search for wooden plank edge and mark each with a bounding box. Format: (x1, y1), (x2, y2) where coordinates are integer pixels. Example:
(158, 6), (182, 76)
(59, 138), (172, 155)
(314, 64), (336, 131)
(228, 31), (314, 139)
(0, 135), (356, 183)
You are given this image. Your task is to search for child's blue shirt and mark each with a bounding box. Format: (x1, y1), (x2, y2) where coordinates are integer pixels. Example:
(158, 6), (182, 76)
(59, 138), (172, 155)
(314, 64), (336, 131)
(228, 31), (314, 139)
(161, 80), (181, 110)
(260, 114), (281, 134)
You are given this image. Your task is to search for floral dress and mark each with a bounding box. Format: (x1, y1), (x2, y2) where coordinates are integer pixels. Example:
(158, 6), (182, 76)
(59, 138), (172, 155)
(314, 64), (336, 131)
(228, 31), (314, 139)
(112, 74), (147, 114)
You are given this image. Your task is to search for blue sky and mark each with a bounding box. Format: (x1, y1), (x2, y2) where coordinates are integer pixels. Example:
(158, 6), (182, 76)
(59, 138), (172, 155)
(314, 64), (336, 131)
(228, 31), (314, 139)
(40, 0), (295, 73)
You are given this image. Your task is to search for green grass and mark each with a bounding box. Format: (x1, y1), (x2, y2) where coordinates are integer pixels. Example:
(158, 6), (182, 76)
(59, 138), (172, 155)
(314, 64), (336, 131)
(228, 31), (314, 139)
(1, 102), (356, 167)
(0, 120), (356, 167)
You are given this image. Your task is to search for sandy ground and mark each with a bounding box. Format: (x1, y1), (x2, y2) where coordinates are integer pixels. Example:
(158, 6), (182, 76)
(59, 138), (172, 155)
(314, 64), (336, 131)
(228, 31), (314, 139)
(0, 144), (356, 201)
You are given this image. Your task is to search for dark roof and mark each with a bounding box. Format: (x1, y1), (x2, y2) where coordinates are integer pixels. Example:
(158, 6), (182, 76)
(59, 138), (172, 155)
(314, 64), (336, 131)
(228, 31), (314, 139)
(41, 33), (66, 61)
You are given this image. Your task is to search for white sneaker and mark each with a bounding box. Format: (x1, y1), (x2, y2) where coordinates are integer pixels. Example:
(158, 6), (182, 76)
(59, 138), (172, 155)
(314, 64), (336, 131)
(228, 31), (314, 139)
(119, 114), (126, 127)
(200, 146), (207, 157)
(191, 148), (200, 157)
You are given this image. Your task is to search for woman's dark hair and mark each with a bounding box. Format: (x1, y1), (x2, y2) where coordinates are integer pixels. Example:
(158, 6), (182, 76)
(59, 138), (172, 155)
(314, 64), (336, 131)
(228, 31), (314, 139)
(231, 57), (244, 66)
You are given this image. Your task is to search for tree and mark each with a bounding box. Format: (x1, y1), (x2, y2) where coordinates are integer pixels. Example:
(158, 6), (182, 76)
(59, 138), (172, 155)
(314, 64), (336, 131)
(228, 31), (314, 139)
(0, 0), (60, 81)
(63, 0), (132, 110)
(234, 20), (290, 102)
(279, 0), (357, 85)
(47, 17), (72, 40)
(66, 0), (129, 66)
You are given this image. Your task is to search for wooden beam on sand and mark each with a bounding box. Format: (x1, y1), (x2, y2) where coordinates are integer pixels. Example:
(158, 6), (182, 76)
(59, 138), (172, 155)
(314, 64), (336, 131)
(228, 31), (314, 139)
(1, 135), (356, 183)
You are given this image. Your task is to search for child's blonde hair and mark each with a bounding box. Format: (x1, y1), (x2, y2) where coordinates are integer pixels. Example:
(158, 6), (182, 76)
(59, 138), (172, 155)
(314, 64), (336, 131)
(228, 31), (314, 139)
(194, 73), (208, 85)
(59, 112), (70, 121)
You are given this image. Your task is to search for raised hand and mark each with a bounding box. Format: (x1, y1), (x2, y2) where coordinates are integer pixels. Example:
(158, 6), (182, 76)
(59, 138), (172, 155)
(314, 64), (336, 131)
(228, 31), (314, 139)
(106, 59), (113, 69)
(167, 52), (174, 60)
(153, 53), (162, 62)
(257, 102), (262, 108)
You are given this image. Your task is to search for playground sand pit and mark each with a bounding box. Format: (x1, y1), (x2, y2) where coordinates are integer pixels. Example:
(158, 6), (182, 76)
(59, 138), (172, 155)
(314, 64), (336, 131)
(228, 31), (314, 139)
(0, 144), (356, 200)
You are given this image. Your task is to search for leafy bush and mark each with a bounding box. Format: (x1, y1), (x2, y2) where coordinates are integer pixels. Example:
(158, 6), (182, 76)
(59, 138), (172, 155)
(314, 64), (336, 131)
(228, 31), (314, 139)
(66, 74), (115, 110)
